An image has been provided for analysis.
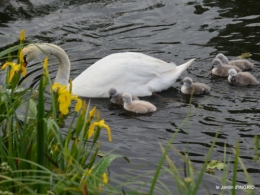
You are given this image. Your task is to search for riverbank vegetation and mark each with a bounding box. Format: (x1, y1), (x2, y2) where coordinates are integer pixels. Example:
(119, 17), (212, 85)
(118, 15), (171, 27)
(0, 30), (258, 194)
(0, 30), (123, 194)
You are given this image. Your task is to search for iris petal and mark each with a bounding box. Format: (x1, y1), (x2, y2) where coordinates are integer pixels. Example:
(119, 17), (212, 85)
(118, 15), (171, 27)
(20, 29), (25, 41)
(75, 99), (82, 112)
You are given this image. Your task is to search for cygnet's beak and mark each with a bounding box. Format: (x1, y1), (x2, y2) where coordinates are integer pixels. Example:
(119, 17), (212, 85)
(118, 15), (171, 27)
(109, 96), (112, 100)
(231, 76), (236, 84)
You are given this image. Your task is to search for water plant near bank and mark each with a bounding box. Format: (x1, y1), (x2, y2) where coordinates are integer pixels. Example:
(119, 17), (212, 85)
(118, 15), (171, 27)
(0, 30), (123, 194)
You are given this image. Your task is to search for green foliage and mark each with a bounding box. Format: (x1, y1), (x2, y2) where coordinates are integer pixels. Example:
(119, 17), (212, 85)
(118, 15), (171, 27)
(207, 160), (226, 170)
(206, 160), (227, 174)
(0, 32), (123, 194)
(237, 52), (252, 59)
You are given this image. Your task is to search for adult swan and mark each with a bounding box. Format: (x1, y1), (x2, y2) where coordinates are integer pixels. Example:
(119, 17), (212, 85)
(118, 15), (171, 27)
(22, 43), (195, 98)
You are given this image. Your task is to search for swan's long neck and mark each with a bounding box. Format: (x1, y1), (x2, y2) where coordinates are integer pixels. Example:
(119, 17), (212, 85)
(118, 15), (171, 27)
(38, 44), (70, 86)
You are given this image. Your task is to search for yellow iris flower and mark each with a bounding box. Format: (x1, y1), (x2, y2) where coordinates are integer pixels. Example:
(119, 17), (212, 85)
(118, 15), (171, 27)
(43, 57), (48, 69)
(1, 30), (26, 83)
(20, 29), (25, 42)
(89, 106), (96, 118)
(1, 50), (26, 83)
(1, 61), (27, 83)
(43, 56), (49, 77)
(102, 172), (108, 183)
(19, 50), (24, 64)
(88, 119), (112, 142)
(52, 82), (82, 115)
(100, 172), (108, 191)
(71, 95), (82, 112)
(84, 169), (108, 191)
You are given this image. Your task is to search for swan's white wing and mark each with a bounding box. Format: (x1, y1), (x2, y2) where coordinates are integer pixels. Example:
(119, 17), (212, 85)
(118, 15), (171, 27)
(85, 52), (175, 75)
(72, 52), (193, 97)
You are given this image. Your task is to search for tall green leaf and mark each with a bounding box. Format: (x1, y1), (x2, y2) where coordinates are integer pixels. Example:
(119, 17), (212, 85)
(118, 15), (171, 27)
(36, 76), (47, 193)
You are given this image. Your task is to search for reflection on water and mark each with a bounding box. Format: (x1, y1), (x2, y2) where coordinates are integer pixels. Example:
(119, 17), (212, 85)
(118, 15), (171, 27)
(1, 0), (260, 193)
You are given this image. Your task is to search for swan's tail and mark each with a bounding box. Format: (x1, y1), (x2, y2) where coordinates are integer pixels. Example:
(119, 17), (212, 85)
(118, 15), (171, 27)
(175, 58), (195, 75)
(176, 58), (196, 72)
(170, 58), (196, 85)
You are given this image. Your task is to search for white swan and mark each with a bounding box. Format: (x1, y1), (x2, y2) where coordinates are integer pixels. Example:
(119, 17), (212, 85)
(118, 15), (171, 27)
(181, 77), (210, 95)
(22, 43), (195, 98)
(216, 53), (254, 71)
(228, 68), (259, 86)
(122, 93), (156, 113)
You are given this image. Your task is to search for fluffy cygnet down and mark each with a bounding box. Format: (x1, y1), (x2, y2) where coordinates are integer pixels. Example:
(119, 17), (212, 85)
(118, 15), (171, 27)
(228, 68), (259, 86)
(216, 53), (254, 71)
(108, 88), (139, 105)
(181, 77), (211, 95)
(122, 93), (157, 113)
(212, 59), (242, 77)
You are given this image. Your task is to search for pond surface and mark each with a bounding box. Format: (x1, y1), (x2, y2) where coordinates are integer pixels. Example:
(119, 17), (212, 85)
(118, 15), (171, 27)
(1, 0), (260, 194)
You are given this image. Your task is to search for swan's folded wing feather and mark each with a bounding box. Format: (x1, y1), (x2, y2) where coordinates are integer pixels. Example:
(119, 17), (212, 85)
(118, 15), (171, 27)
(73, 52), (177, 97)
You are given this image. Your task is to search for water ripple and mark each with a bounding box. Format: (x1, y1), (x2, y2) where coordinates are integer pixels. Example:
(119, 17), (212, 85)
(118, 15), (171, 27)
(1, 0), (260, 193)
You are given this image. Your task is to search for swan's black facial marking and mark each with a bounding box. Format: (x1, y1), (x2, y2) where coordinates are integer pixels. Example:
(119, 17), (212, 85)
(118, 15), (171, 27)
(23, 54), (28, 67)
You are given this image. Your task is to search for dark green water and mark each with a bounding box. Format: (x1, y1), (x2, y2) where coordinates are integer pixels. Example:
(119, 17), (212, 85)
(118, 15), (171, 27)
(0, 0), (260, 194)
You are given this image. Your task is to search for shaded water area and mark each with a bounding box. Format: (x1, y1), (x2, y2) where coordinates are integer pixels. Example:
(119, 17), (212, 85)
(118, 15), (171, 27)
(1, 0), (260, 194)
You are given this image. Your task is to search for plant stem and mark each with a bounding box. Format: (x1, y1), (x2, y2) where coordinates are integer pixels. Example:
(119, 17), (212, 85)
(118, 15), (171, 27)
(37, 76), (46, 193)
